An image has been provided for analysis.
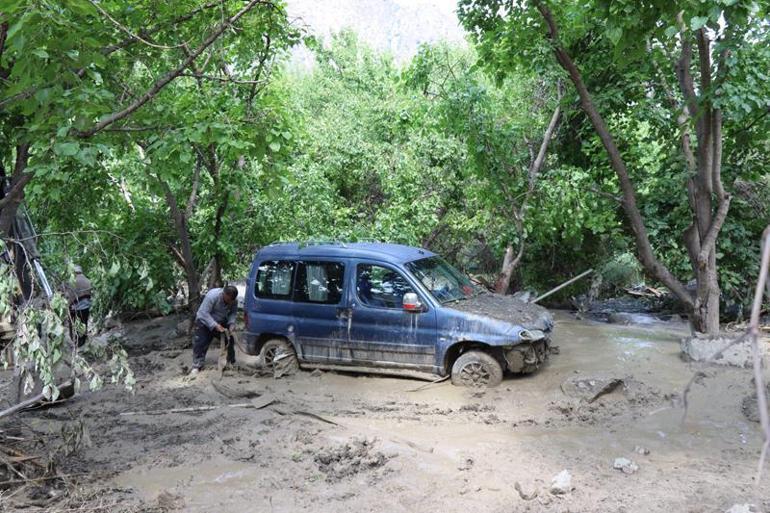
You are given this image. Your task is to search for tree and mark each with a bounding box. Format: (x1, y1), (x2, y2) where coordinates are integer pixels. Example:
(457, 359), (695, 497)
(404, 44), (563, 293)
(458, 0), (770, 333)
(0, 0), (279, 236)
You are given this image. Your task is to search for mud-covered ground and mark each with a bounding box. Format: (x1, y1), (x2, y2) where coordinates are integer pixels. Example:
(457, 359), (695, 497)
(1, 311), (769, 512)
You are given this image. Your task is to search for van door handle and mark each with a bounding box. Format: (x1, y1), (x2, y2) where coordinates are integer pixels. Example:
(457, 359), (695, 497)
(336, 307), (352, 319)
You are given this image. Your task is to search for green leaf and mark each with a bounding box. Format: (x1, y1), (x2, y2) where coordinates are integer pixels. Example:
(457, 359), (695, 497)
(53, 142), (80, 156)
(32, 48), (49, 59)
(269, 141), (281, 152)
(664, 26), (678, 39)
(690, 16), (708, 31)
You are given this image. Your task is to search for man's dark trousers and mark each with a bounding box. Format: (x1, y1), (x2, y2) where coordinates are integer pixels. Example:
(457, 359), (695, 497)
(192, 321), (235, 369)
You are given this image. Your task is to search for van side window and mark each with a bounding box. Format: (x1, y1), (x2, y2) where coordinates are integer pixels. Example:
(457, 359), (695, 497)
(356, 264), (416, 309)
(255, 260), (295, 300)
(294, 261), (345, 304)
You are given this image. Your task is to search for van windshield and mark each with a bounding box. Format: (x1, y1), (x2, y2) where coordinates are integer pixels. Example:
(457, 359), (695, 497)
(405, 256), (480, 304)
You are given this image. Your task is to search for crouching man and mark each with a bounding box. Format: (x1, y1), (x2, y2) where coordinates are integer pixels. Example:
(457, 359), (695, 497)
(191, 285), (238, 374)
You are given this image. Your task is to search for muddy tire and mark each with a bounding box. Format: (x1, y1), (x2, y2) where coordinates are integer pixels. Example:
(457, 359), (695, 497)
(451, 350), (503, 388)
(259, 338), (299, 377)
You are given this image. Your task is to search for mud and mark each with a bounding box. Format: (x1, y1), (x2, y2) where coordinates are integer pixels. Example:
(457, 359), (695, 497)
(447, 292), (553, 331)
(1, 311), (769, 512)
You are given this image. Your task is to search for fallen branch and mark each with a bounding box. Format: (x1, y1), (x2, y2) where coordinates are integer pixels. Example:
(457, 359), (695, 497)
(120, 395), (275, 416)
(406, 375), (450, 392)
(532, 269), (593, 304)
(270, 407), (338, 425)
(0, 472), (91, 487)
(0, 381), (74, 421)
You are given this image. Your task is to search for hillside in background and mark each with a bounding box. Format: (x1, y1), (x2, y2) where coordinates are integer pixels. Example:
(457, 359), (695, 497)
(286, 0), (467, 66)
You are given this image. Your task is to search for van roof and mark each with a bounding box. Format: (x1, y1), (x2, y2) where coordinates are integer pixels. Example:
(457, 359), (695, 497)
(256, 242), (436, 264)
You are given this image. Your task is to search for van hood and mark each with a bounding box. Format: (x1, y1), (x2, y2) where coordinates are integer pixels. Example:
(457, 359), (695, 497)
(445, 292), (554, 333)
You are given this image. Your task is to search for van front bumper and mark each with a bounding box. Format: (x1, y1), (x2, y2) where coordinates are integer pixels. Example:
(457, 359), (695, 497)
(504, 339), (550, 374)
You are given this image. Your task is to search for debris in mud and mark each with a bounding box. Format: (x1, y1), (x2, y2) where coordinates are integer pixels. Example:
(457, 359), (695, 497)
(459, 403), (494, 413)
(310, 369), (323, 377)
(314, 438), (389, 482)
(157, 490), (185, 511)
(549, 469), (572, 495)
(613, 457), (639, 474)
(741, 385), (770, 423)
(514, 481), (539, 501)
(634, 445), (650, 456)
(560, 375), (625, 403)
(457, 457), (474, 471)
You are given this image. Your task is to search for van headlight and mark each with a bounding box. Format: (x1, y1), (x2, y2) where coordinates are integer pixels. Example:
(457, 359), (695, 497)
(519, 329), (545, 342)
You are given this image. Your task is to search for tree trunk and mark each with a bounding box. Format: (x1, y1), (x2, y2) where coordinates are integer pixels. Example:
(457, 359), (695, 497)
(494, 88), (561, 294)
(207, 191), (229, 289)
(0, 143), (31, 236)
(159, 178), (201, 320)
(536, 5), (735, 333)
(495, 244), (520, 294)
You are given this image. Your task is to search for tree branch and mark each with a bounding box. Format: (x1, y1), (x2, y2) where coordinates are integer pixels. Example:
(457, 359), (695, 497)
(185, 153), (203, 220)
(537, 2), (693, 309)
(0, 21), (8, 77)
(101, 0), (228, 56)
(179, 72), (266, 85)
(697, 194), (732, 267)
(88, 0), (188, 50)
(75, 0), (267, 138)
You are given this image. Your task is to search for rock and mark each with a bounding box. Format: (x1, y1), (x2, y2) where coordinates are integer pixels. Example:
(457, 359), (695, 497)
(561, 375), (624, 402)
(549, 469), (572, 495)
(175, 319), (192, 336)
(633, 445), (650, 455)
(613, 457), (639, 474)
(103, 317), (122, 330)
(512, 290), (535, 303)
(608, 312), (634, 325)
(157, 490), (185, 510)
(725, 505), (760, 513)
(680, 334), (769, 368)
(311, 368), (323, 377)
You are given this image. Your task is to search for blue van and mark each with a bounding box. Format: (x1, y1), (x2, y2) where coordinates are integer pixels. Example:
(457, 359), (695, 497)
(243, 242), (554, 387)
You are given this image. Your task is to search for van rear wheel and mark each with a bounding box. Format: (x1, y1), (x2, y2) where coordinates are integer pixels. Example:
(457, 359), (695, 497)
(451, 351), (503, 388)
(260, 338), (299, 376)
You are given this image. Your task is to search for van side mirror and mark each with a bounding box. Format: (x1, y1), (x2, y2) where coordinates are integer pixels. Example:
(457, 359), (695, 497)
(402, 292), (423, 313)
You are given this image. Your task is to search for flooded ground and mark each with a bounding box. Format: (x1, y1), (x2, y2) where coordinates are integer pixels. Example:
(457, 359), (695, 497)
(1, 311), (768, 512)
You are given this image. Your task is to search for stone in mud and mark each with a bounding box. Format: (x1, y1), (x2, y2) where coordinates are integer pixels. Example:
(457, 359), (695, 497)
(560, 375), (625, 402)
(549, 469), (572, 495)
(725, 505), (760, 513)
(633, 445), (650, 455)
(680, 334), (769, 368)
(607, 312), (634, 325)
(613, 457), (639, 474)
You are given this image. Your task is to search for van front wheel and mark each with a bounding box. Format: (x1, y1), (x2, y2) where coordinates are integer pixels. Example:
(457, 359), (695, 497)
(451, 351), (503, 388)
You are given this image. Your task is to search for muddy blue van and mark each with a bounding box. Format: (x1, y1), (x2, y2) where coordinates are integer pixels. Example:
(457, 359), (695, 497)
(243, 242), (554, 387)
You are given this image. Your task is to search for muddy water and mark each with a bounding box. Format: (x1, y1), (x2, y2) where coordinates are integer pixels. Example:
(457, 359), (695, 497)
(109, 312), (768, 512)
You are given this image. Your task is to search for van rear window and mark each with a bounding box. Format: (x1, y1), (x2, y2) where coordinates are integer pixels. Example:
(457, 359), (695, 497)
(255, 260), (295, 300)
(293, 261), (345, 304)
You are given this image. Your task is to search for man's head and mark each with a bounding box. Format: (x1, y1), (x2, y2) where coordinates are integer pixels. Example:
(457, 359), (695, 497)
(73, 265), (83, 274)
(223, 285), (238, 305)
